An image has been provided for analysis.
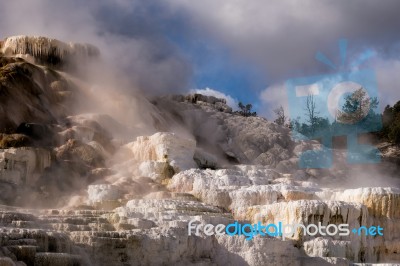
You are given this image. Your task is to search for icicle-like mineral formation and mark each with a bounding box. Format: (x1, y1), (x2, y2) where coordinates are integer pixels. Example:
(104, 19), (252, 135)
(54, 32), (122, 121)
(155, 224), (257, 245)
(0, 35), (99, 66)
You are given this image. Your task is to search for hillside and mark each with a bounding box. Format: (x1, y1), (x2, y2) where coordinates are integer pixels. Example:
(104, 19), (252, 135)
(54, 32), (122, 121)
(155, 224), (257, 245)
(0, 36), (399, 266)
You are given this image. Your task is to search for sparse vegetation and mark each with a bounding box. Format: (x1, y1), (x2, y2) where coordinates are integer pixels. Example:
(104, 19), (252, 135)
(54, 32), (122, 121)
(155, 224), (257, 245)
(273, 106), (287, 126)
(237, 102), (257, 117)
(304, 94), (320, 135)
(290, 93), (331, 137)
(382, 101), (400, 144)
(290, 89), (382, 139)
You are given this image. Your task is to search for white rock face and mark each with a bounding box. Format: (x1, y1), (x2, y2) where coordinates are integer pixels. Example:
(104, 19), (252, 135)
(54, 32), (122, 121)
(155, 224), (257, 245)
(303, 237), (351, 259)
(168, 167), (313, 210)
(139, 161), (172, 181)
(167, 166), (400, 263)
(102, 198), (309, 265)
(0, 126), (397, 265)
(114, 198), (230, 228)
(125, 132), (197, 172)
(318, 187), (400, 218)
(153, 97), (295, 167)
(88, 132), (197, 206)
(87, 184), (121, 204)
(0, 147), (51, 185)
(1, 145), (399, 265)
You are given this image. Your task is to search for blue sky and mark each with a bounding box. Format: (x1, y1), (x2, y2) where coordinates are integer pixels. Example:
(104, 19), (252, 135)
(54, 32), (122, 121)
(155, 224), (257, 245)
(154, 4), (267, 110)
(174, 38), (265, 109)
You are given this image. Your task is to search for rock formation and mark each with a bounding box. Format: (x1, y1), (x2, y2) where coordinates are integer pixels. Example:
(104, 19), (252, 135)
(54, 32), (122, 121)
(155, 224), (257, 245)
(0, 36), (399, 265)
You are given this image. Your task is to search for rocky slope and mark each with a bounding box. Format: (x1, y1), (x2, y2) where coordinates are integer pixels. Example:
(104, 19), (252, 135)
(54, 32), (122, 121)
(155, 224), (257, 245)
(0, 36), (399, 266)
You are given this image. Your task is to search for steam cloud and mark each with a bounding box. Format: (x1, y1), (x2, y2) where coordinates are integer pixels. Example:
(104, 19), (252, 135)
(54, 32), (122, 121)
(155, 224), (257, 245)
(0, 0), (192, 96)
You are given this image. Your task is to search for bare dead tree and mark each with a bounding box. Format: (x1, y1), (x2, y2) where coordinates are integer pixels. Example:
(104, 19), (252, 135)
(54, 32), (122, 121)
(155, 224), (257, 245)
(305, 94), (319, 134)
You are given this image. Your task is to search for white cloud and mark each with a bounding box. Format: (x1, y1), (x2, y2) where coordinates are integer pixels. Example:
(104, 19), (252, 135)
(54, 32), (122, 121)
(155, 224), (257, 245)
(193, 87), (238, 109)
(259, 83), (288, 120)
(374, 58), (400, 111)
(167, 0), (400, 80)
